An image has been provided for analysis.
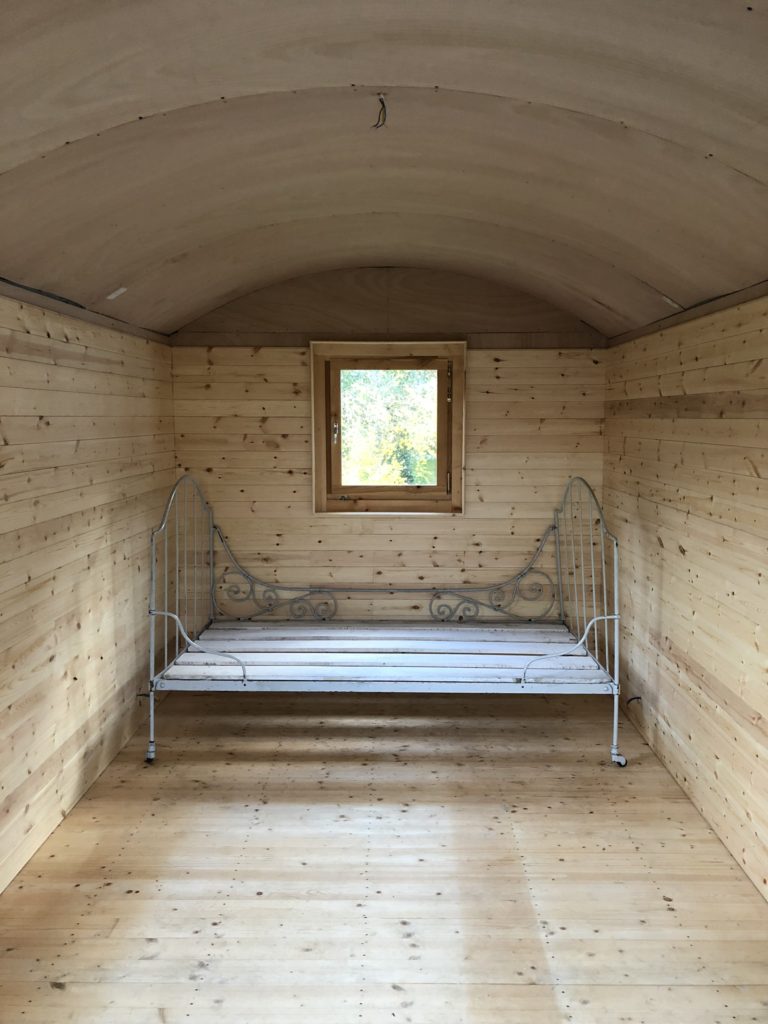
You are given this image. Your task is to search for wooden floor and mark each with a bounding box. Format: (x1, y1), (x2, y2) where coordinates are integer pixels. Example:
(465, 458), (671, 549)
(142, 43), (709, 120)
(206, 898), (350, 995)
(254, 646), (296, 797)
(1, 694), (767, 1024)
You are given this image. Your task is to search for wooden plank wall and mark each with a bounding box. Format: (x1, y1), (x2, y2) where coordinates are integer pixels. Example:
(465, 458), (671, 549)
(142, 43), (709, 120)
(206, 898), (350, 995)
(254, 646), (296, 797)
(173, 346), (606, 618)
(0, 295), (175, 892)
(604, 295), (768, 898)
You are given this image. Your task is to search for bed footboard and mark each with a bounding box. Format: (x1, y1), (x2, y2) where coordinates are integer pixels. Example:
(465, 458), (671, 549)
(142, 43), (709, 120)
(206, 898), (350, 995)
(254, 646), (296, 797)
(147, 475), (220, 762)
(553, 477), (624, 765)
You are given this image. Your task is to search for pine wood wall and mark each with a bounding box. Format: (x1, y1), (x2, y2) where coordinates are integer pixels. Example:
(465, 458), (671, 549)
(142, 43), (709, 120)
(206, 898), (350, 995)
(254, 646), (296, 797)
(604, 295), (768, 898)
(173, 345), (606, 618)
(5, 277), (766, 907)
(0, 295), (175, 892)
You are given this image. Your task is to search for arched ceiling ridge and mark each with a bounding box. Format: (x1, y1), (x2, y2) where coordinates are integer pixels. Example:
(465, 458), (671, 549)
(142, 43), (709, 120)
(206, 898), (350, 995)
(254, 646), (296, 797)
(1, 2), (766, 334)
(173, 264), (605, 341)
(3, 84), (761, 184)
(2, 84), (764, 331)
(3, 2), (766, 177)
(118, 209), (682, 334)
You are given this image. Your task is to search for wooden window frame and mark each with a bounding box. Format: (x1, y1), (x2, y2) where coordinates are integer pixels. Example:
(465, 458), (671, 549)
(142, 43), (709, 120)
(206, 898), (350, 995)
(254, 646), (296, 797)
(311, 341), (465, 514)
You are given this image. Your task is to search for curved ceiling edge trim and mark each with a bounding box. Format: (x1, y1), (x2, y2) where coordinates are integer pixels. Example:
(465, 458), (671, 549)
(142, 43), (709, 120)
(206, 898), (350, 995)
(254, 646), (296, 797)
(608, 276), (768, 346)
(0, 277), (171, 342)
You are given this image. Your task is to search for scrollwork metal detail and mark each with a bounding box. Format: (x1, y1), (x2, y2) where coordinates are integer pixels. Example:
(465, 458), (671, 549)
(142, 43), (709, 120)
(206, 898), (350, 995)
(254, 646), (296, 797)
(428, 594), (481, 623)
(213, 524), (557, 623)
(428, 566), (556, 623)
(216, 564), (338, 621)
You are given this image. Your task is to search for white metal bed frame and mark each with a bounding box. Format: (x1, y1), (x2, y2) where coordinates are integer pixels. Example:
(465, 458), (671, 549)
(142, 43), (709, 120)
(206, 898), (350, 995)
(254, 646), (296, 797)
(146, 475), (626, 766)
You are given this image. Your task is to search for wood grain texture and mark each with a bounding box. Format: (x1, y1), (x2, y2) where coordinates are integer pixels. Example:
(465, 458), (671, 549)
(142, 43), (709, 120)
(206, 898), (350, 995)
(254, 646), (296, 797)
(174, 268), (602, 347)
(604, 294), (768, 900)
(1, 3), (767, 334)
(1, 692), (767, 1023)
(0, 295), (175, 893)
(173, 344), (605, 617)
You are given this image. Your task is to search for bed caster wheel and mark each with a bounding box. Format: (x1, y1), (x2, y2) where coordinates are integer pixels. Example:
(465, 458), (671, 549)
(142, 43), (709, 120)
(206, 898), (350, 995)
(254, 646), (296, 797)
(145, 756), (155, 765)
(612, 755), (627, 767)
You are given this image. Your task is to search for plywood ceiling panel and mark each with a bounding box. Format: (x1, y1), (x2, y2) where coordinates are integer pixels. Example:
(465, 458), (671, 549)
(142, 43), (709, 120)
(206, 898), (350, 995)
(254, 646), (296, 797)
(174, 267), (603, 346)
(0, 1), (766, 335)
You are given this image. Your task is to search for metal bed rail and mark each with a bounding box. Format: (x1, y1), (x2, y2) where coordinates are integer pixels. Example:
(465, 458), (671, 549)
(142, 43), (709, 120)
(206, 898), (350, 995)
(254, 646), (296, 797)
(210, 477), (619, 679)
(212, 523), (560, 624)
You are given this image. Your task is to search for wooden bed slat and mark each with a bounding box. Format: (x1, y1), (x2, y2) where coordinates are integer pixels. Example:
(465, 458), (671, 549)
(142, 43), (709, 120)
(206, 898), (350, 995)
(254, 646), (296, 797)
(187, 639), (587, 655)
(155, 620), (613, 692)
(173, 653), (596, 671)
(165, 663), (607, 680)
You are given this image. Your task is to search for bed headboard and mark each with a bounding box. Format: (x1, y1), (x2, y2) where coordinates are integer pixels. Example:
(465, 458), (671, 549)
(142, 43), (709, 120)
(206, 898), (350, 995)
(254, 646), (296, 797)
(148, 473), (618, 644)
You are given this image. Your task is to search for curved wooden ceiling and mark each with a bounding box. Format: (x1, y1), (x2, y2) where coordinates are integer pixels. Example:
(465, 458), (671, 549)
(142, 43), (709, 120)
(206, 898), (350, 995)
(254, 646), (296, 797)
(1, 1), (766, 336)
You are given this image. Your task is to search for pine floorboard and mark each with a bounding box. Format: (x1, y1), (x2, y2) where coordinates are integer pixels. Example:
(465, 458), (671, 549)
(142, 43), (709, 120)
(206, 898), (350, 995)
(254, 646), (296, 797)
(1, 693), (767, 1024)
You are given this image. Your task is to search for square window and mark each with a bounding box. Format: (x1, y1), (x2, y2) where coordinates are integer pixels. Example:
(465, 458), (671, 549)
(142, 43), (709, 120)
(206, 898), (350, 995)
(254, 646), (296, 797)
(311, 341), (465, 513)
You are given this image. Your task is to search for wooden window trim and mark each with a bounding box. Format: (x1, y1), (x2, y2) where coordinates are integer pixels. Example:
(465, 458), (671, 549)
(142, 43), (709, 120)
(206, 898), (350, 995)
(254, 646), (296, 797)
(312, 341), (465, 514)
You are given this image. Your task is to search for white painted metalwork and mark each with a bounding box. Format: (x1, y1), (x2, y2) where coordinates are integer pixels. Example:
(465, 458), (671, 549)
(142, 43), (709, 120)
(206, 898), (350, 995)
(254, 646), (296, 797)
(549, 477), (624, 765)
(146, 475), (625, 766)
(147, 475), (244, 762)
(213, 525), (559, 623)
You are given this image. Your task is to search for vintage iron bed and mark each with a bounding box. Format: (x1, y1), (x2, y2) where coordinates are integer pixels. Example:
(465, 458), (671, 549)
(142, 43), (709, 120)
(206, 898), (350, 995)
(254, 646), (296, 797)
(146, 475), (627, 766)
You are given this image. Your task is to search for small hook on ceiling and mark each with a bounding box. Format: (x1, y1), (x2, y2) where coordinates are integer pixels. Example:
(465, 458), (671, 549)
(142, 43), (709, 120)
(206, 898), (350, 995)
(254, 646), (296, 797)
(371, 94), (387, 129)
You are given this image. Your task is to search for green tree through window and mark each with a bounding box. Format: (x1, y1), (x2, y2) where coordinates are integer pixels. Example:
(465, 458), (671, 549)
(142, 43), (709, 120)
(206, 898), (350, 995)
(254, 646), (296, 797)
(340, 369), (438, 486)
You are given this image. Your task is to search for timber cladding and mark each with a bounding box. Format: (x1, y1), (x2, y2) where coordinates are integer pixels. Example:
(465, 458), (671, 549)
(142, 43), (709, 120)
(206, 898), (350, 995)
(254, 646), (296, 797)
(604, 295), (768, 898)
(172, 345), (606, 618)
(4, 280), (766, 911)
(0, 294), (175, 893)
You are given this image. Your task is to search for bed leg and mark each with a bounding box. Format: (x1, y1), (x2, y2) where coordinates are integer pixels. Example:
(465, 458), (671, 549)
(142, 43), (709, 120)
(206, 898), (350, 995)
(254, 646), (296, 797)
(610, 690), (627, 767)
(146, 686), (156, 764)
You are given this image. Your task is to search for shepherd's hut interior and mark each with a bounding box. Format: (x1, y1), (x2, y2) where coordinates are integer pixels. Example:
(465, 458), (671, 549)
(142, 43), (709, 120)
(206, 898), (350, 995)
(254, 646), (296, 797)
(1, 4), (767, 1022)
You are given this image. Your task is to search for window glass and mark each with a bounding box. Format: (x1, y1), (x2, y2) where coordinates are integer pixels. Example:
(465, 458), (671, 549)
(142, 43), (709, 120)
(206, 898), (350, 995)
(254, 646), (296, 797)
(339, 368), (438, 486)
